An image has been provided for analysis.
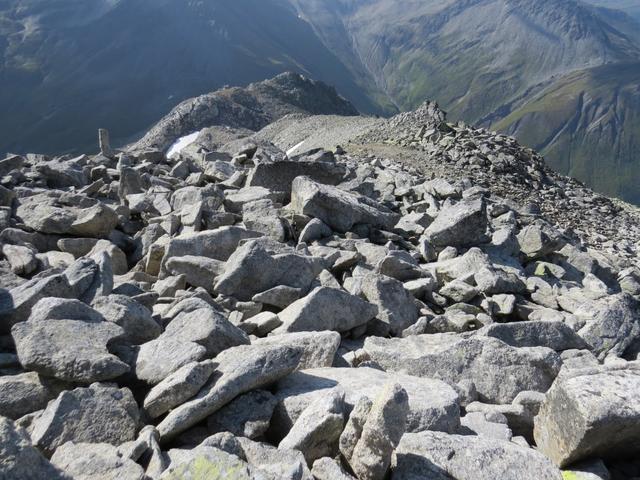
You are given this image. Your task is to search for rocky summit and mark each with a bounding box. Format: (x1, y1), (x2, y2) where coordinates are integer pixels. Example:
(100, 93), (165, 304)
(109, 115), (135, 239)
(1, 74), (640, 480)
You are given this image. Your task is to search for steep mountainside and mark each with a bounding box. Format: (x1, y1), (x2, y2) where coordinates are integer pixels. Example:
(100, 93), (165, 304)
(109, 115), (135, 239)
(0, 0), (384, 155)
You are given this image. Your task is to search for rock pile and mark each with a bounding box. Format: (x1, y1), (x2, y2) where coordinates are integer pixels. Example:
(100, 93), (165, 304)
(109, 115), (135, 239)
(1, 99), (640, 480)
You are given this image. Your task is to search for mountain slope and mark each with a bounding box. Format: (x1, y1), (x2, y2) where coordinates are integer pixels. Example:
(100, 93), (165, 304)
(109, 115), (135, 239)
(0, 0), (385, 155)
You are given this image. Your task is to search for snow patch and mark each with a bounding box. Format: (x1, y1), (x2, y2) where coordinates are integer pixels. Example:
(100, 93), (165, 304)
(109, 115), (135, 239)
(167, 132), (200, 158)
(286, 140), (306, 157)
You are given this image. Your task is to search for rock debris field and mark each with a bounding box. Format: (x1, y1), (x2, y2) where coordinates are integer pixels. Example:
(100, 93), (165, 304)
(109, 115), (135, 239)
(1, 99), (640, 480)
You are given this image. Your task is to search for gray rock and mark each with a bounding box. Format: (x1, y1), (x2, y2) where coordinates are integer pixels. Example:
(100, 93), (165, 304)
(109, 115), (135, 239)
(364, 334), (561, 403)
(460, 411), (512, 441)
(92, 294), (161, 345)
(339, 395), (372, 464)
(575, 294), (640, 360)
(361, 274), (418, 335)
(161, 446), (252, 480)
(561, 459), (611, 480)
(1, 244), (38, 276)
(254, 331), (341, 370)
(0, 372), (63, 420)
(273, 367), (460, 436)
(424, 197), (488, 247)
(274, 287), (377, 334)
(311, 457), (355, 480)
(165, 255), (225, 292)
(12, 310), (129, 383)
(30, 383), (139, 455)
(291, 176), (400, 233)
(252, 285), (304, 309)
(298, 218), (333, 245)
(224, 186), (286, 213)
(278, 387), (345, 464)
(242, 199), (288, 242)
(50, 442), (145, 480)
(478, 321), (588, 351)
(393, 431), (562, 479)
(16, 192), (117, 238)
(161, 226), (261, 274)
(0, 416), (67, 480)
(144, 360), (217, 418)
(215, 239), (325, 301)
(534, 364), (640, 467)
(207, 390), (278, 439)
(157, 344), (302, 441)
(347, 383), (409, 480)
(246, 158), (346, 198)
(236, 436), (314, 480)
(135, 307), (248, 385)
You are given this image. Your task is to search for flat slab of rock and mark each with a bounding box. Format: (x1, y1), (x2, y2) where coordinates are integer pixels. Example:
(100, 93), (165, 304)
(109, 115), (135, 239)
(393, 431), (562, 479)
(364, 334), (561, 404)
(0, 372), (63, 419)
(477, 321), (588, 351)
(51, 441), (145, 480)
(157, 344), (302, 441)
(534, 364), (640, 467)
(254, 331), (341, 370)
(274, 287), (378, 334)
(30, 383), (139, 456)
(423, 197), (488, 247)
(291, 176), (400, 233)
(16, 191), (117, 237)
(215, 239), (326, 301)
(272, 367), (460, 436)
(12, 312), (129, 383)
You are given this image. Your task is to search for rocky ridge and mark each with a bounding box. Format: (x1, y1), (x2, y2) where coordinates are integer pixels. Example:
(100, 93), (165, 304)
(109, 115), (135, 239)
(1, 87), (640, 479)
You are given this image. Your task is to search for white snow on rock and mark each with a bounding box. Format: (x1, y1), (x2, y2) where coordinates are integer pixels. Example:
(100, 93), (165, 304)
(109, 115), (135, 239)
(167, 131), (200, 158)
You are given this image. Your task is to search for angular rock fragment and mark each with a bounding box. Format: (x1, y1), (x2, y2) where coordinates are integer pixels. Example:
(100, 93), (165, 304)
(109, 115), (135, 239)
(30, 383), (139, 455)
(12, 307), (129, 383)
(393, 431), (562, 479)
(423, 197), (488, 247)
(478, 321), (588, 351)
(274, 287), (377, 334)
(0, 372), (64, 419)
(534, 364), (640, 467)
(157, 344), (302, 440)
(207, 390), (278, 439)
(273, 367), (460, 436)
(361, 274), (418, 335)
(215, 239), (325, 301)
(0, 417), (66, 480)
(51, 442), (145, 480)
(291, 176), (400, 232)
(278, 387), (345, 464)
(364, 334), (561, 403)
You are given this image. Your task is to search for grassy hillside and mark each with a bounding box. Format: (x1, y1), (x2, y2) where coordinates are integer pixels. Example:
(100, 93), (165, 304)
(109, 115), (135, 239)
(495, 62), (640, 202)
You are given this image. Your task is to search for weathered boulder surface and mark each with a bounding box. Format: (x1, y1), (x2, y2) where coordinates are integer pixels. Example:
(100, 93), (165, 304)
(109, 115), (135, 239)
(393, 431), (562, 479)
(534, 364), (640, 467)
(364, 334), (562, 404)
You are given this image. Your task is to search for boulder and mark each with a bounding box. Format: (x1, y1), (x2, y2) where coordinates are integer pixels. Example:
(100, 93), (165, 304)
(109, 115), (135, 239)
(364, 334), (562, 403)
(165, 255), (225, 292)
(215, 240), (325, 301)
(278, 387), (345, 464)
(423, 197), (488, 247)
(311, 457), (355, 480)
(246, 159), (346, 198)
(161, 446), (252, 480)
(16, 192), (117, 237)
(254, 331), (341, 370)
(30, 383), (139, 455)
(478, 321), (588, 351)
(157, 344), (303, 441)
(291, 176), (400, 233)
(135, 307), (249, 384)
(51, 442), (145, 480)
(274, 287), (378, 334)
(534, 364), (640, 467)
(0, 417), (66, 480)
(207, 390), (278, 439)
(12, 309), (129, 383)
(0, 372), (64, 419)
(143, 360), (217, 418)
(344, 383), (409, 480)
(92, 294), (161, 345)
(361, 274), (418, 335)
(393, 431), (562, 479)
(272, 367), (460, 437)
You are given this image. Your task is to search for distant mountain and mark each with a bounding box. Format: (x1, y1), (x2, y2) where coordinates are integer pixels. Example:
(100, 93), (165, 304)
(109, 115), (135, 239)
(2, 0), (640, 203)
(0, 0), (385, 155)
